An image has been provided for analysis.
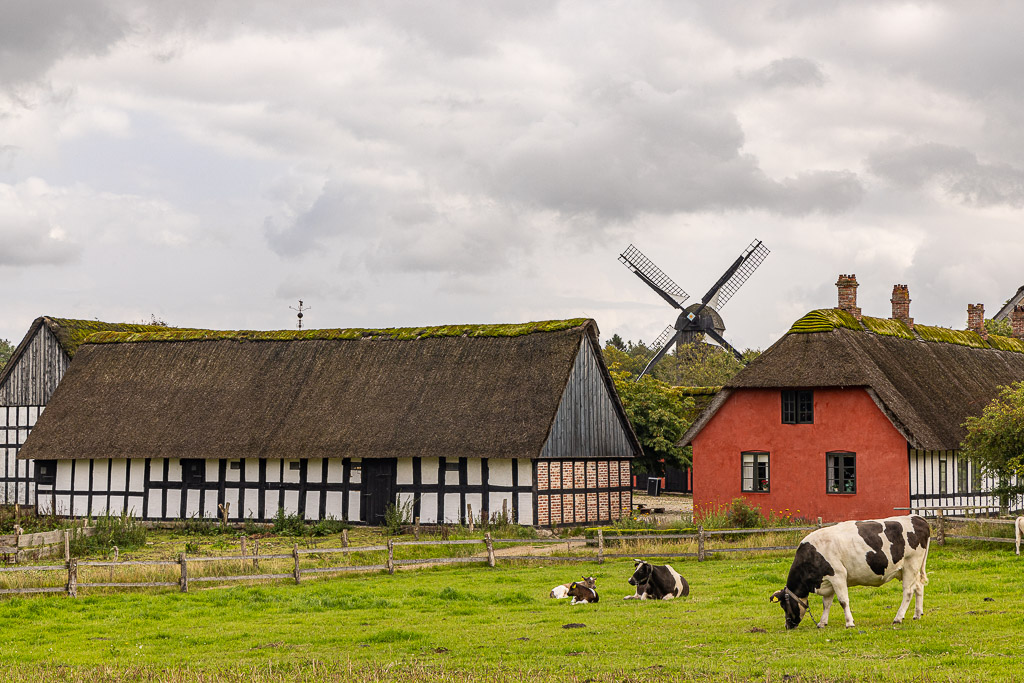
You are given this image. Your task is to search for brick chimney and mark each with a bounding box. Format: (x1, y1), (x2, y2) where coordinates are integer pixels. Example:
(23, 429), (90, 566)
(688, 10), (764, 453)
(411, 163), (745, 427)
(836, 274), (861, 321)
(890, 284), (913, 329)
(1012, 305), (1024, 339)
(967, 303), (987, 339)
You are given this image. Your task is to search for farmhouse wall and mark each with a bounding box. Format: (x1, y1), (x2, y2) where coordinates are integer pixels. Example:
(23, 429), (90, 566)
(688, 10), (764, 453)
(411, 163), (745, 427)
(691, 387), (909, 522)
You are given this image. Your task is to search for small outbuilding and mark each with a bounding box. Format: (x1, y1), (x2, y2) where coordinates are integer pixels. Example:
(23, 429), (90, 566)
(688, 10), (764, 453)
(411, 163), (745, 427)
(19, 319), (639, 526)
(682, 276), (1024, 521)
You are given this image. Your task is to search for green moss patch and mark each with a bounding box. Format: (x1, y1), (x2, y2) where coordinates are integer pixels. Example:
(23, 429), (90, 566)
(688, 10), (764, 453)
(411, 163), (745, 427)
(47, 318), (174, 357)
(914, 324), (989, 349)
(859, 315), (915, 339)
(83, 319), (591, 346)
(986, 334), (1024, 353)
(674, 386), (722, 396)
(787, 309), (862, 334)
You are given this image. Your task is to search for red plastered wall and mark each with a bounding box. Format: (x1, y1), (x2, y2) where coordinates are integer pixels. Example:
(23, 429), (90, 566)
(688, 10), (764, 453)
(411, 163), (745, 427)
(692, 388), (909, 522)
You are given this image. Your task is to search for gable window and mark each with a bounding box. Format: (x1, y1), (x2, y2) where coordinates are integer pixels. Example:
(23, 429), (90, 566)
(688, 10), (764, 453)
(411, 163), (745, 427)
(826, 451), (856, 494)
(35, 460), (57, 486)
(182, 459), (205, 486)
(782, 390), (814, 424)
(741, 451), (770, 493)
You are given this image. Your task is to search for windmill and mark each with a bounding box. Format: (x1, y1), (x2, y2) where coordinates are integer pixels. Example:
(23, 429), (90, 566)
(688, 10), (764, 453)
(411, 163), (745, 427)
(618, 239), (769, 379)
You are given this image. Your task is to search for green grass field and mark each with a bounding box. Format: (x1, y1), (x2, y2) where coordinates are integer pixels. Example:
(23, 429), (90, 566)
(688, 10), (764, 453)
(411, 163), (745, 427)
(0, 542), (1020, 682)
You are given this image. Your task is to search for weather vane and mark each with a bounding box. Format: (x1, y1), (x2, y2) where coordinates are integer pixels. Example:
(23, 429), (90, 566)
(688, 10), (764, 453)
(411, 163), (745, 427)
(289, 300), (310, 329)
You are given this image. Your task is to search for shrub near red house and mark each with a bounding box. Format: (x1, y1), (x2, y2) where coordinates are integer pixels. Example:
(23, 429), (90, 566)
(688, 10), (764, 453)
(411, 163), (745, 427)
(681, 276), (1024, 522)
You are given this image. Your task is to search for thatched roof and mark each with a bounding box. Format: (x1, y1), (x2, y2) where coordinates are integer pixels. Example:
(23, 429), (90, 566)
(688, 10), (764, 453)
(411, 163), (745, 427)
(680, 309), (1024, 450)
(21, 319), (631, 461)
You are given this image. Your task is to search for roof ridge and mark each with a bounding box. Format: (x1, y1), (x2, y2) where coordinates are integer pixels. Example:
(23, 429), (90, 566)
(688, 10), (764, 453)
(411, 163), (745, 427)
(788, 308), (1024, 354)
(82, 319), (593, 346)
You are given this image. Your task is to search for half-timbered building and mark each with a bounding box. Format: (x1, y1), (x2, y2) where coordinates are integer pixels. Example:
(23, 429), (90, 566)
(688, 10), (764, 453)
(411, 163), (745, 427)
(19, 319), (638, 526)
(681, 276), (1024, 521)
(0, 317), (167, 507)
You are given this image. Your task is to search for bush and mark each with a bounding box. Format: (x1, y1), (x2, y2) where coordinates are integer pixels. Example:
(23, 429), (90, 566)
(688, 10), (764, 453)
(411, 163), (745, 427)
(383, 499), (414, 536)
(70, 515), (147, 556)
(272, 508), (307, 536)
(725, 498), (765, 528)
(309, 517), (351, 537)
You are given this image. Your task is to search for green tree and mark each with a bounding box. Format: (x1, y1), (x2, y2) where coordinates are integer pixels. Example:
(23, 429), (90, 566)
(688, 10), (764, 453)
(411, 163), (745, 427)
(602, 336), (759, 387)
(962, 381), (1024, 500)
(985, 317), (1012, 337)
(610, 370), (694, 475)
(606, 333), (626, 351)
(0, 338), (13, 371)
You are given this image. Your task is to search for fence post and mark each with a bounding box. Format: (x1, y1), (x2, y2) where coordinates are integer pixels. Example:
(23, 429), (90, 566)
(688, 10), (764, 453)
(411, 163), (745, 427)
(413, 517), (420, 541)
(485, 532), (495, 568)
(502, 499), (509, 524)
(179, 552), (189, 593)
(467, 504), (474, 533)
(240, 537), (247, 570)
(387, 539), (395, 575)
(597, 529), (604, 565)
(697, 525), (705, 562)
(66, 558), (77, 598)
(253, 539), (259, 570)
(817, 517), (823, 529)
(342, 529), (349, 559)
(63, 529), (70, 564)
(937, 510), (945, 546)
(293, 543), (301, 584)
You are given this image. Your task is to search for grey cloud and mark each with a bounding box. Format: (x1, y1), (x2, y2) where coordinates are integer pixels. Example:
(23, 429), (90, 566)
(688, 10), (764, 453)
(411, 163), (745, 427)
(0, 0), (127, 87)
(869, 143), (1024, 208)
(0, 217), (79, 266)
(490, 86), (863, 218)
(746, 57), (826, 88)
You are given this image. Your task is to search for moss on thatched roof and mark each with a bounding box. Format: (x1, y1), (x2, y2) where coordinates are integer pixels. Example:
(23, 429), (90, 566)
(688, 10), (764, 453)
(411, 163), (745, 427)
(682, 308), (1024, 451)
(788, 308), (1019, 352)
(83, 319), (590, 346)
(43, 317), (174, 357)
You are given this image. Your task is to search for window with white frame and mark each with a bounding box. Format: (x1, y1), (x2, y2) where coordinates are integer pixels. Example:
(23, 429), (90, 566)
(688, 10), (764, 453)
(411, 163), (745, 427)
(741, 451), (770, 493)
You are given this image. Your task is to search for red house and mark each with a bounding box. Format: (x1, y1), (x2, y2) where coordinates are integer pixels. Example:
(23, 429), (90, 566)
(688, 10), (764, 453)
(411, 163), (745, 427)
(681, 276), (1024, 522)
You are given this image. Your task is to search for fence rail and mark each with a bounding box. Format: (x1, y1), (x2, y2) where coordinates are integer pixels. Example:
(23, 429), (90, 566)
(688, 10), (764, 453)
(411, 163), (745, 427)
(4, 519), (1003, 600)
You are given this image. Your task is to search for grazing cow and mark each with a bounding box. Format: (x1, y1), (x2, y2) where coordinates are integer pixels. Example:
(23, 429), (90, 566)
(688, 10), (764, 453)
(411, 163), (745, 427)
(770, 515), (930, 629)
(1015, 516), (1024, 555)
(623, 559), (689, 600)
(550, 576), (596, 599)
(568, 581), (599, 604)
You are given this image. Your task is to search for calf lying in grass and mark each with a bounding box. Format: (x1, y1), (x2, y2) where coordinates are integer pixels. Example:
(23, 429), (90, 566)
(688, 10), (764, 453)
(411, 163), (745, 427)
(567, 581), (599, 604)
(550, 576), (596, 599)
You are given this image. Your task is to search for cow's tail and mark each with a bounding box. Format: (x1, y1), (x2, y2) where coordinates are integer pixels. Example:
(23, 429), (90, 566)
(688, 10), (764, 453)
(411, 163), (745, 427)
(919, 540), (930, 588)
(679, 576), (690, 597)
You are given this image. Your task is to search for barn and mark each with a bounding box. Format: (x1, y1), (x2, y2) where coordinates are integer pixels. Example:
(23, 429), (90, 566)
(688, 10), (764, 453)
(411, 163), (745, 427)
(681, 275), (1024, 522)
(18, 318), (639, 526)
(0, 317), (169, 507)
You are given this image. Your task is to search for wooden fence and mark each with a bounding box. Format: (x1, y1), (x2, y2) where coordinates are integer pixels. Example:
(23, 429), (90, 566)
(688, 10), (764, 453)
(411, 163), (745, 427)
(0, 526), (96, 563)
(0, 525), (829, 599)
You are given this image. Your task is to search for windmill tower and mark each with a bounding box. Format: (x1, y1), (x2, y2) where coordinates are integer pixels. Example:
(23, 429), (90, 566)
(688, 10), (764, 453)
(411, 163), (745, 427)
(618, 239), (769, 378)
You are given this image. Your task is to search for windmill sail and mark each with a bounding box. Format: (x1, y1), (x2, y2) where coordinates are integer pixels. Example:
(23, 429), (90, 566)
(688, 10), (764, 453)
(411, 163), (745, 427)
(649, 325), (677, 356)
(619, 244), (690, 309)
(708, 239), (770, 309)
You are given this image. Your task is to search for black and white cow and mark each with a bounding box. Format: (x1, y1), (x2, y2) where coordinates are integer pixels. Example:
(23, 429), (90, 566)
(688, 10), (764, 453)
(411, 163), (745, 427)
(770, 515), (930, 629)
(568, 581), (600, 605)
(550, 576), (596, 599)
(624, 559), (689, 600)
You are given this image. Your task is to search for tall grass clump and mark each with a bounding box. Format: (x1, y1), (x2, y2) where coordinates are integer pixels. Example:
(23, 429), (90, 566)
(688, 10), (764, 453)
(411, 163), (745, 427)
(70, 514), (147, 555)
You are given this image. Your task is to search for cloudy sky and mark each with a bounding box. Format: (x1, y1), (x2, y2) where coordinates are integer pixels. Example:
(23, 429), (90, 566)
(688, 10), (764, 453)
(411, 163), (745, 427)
(3, 1), (1024, 352)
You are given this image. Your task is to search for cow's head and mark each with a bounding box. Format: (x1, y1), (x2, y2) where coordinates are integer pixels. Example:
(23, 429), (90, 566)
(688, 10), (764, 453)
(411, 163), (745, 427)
(770, 587), (807, 630)
(628, 559), (652, 586)
(580, 576), (596, 589)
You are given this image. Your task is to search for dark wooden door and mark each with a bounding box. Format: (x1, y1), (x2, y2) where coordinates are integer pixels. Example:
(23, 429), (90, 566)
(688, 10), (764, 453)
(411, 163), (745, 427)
(361, 458), (397, 525)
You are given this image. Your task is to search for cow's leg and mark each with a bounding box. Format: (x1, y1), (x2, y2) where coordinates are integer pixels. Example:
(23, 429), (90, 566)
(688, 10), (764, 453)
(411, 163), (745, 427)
(817, 589), (835, 628)
(893, 575), (915, 625)
(1016, 518), (1022, 556)
(831, 577), (855, 628)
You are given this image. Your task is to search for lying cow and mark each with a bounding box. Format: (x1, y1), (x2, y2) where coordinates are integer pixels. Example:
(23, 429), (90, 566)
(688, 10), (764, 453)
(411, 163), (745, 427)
(623, 559), (689, 600)
(771, 515), (930, 629)
(1015, 516), (1024, 555)
(550, 576), (596, 599)
(567, 581), (599, 604)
